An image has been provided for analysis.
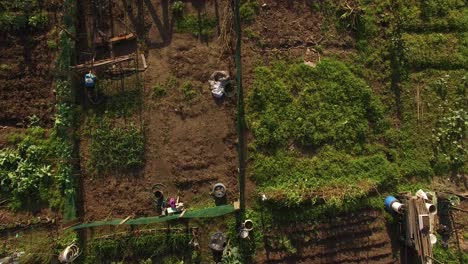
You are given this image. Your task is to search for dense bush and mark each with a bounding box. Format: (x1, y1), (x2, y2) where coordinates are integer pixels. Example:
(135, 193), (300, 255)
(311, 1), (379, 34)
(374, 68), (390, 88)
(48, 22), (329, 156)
(247, 59), (386, 150)
(403, 33), (468, 70)
(246, 59), (394, 206)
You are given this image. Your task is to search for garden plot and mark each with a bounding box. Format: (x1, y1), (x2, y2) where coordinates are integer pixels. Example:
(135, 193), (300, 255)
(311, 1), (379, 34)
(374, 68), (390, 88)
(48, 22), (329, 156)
(76, 0), (240, 221)
(1, 0), (466, 263)
(255, 208), (397, 264)
(0, 1), (64, 225)
(79, 73), (147, 220)
(245, 59), (392, 206)
(0, 2), (60, 126)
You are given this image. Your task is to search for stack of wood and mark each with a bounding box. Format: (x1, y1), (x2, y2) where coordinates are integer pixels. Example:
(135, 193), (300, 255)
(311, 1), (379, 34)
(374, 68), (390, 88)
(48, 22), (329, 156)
(404, 196), (434, 263)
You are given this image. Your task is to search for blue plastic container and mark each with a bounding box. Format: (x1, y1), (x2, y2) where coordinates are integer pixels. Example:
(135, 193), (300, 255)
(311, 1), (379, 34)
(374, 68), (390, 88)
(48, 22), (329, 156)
(384, 196), (397, 211)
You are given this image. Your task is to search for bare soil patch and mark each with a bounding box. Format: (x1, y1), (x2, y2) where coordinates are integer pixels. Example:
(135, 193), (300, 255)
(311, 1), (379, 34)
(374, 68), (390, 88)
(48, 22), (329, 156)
(0, 31), (56, 126)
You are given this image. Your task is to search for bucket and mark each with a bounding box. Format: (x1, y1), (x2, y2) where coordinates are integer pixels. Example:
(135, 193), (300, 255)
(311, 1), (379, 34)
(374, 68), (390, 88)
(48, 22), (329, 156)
(154, 190), (163, 199)
(243, 219), (254, 231)
(384, 196), (397, 210)
(384, 196), (404, 214)
(212, 183), (226, 198)
(239, 228), (249, 239)
(425, 203), (437, 214)
(209, 232), (227, 252)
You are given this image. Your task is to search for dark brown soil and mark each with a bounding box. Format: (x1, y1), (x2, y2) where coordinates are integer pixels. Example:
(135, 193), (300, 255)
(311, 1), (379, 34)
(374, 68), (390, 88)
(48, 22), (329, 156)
(0, 31), (57, 126)
(257, 209), (399, 264)
(79, 1), (241, 221)
(0, 8), (60, 224)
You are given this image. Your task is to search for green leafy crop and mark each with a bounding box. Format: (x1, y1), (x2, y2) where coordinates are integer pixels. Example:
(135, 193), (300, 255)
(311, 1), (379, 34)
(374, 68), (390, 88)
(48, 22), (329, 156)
(84, 232), (191, 263)
(0, 127), (55, 210)
(85, 116), (145, 175)
(175, 14), (217, 39)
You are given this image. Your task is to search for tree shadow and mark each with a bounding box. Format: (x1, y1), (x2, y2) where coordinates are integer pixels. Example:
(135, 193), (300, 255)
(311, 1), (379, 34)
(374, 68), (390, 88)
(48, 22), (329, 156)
(144, 0), (173, 47)
(214, 0), (220, 35)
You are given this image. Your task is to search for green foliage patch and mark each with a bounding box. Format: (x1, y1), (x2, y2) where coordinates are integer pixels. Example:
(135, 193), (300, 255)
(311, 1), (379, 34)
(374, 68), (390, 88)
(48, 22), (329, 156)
(105, 89), (142, 118)
(240, 0), (258, 23)
(403, 32), (468, 70)
(0, 0), (50, 33)
(0, 127), (61, 211)
(429, 74), (467, 176)
(85, 116), (145, 175)
(246, 59), (394, 206)
(53, 0), (78, 221)
(402, 6), (468, 32)
(175, 14), (216, 39)
(152, 77), (177, 99)
(433, 240), (468, 264)
(171, 0), (184, 16)
(180, 81), (198, 100)
(433, 108), (467, 174)
(348, 0), (467, 185)
(0, 12), (28, 32)
(84, 232), (191, 263)
(247, 59), (386, 150)
(28, 11), (48, 28)
(252, 147), (397, 206)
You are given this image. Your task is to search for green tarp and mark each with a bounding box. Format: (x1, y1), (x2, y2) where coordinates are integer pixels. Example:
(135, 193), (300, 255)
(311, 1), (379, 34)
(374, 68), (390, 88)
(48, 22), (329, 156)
(72, 205), (236, 230)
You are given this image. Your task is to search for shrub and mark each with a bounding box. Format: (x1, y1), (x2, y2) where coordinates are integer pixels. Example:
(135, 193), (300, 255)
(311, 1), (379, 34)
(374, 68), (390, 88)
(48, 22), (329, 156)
(47, 39), (57, 50)
(171, 1), (184, 16)
(0, 12), (27, 32)
(240, 0), (258, 22)
(28, 11), (49, 28)
(180, 81), (197, 100)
